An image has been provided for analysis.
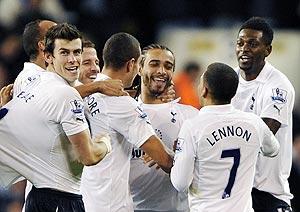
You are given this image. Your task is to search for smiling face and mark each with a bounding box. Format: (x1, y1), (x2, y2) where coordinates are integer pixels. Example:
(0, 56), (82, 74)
(236, 29), (271, 77)
(140, 48), (174, 96)
(45, 38), (82, 84)
(79, 47), (100, 84)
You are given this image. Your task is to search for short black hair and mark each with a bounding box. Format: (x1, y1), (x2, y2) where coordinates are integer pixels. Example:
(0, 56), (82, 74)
(22, 19), (43, 60)
(82, 38), (95, 49)
(102, 32), (140, 69)
(203, 62), (238, 103)
(140, 44), (175, 71)
(44, 23), (82, 54)
(239, 17), (274, 45)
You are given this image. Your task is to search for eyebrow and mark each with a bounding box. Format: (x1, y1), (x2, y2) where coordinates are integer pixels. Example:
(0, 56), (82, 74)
(58, 48), (70, 51)
(58, 48), (82, 51)
(149, 59), (174, 65)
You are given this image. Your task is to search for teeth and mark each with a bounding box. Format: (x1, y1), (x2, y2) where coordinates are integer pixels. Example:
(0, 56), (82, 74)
(66, 67), (78, 73)
(153, 77), (166, 82)
(241, 55), (250, 59)
(89, 75), (97, 79)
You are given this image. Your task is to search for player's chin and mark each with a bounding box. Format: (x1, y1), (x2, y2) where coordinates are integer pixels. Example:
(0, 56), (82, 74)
(238, 63), (249, 70)
(150, 88), (165, 96)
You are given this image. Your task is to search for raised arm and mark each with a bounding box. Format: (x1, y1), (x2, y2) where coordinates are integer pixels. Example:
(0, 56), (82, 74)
(68, 129), (111, 166)
(75, 79), (128, 98)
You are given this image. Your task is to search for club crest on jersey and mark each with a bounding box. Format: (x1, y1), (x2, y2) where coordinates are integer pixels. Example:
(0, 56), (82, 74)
(271, 88), (287, 104)
(249, 94), (255, 110)
(170, 111), (177, 123)
(70, 100), (85, 122)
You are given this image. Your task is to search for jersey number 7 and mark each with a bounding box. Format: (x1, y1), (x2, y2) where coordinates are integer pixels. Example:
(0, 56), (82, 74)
(221, 148), (240, 199)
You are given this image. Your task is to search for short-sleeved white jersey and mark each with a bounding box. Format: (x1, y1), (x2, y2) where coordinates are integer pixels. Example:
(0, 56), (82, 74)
(231, 61), (295, 203)
(13, 62), (46, 97)
(171, 104), (279, 212)
(80, 88), (156, 212)
(129, 97), (198, 212)
(0, 71), (89, 193)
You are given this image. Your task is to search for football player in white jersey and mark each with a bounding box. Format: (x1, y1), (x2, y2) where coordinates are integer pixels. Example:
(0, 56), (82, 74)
(14, 19), (126, 100)
(78, 39), (100, 85)
(13, 19), (56, 97)
(80, 33), (174, 212)
(231, 17), (295, 212)
(129, 44), (198, 212)
(171, 62), (280, 212)
(0, 23), (111, 212)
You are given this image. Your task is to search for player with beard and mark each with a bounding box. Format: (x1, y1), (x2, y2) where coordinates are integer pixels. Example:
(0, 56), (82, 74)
(129, 44), (198, 212)
(80, 34), (174, 212)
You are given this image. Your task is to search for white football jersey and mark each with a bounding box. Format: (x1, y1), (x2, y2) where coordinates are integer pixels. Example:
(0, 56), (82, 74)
(80, 89), (156, 212)
(0, 72), (88, 194)
(171, 104), (280, 212)
(13, 62), (46, 97)
(231, 61), (295, 204)
(129, 97), (198, 212)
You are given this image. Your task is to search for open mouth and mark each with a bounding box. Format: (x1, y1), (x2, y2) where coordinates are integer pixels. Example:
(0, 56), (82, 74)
(240, 55), (252, 63)
(65, 66), (79, 74)
(88, 74), (97, 80)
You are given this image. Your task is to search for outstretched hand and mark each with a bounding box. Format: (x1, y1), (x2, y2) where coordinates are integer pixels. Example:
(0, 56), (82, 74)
(0, 84), (13, 107)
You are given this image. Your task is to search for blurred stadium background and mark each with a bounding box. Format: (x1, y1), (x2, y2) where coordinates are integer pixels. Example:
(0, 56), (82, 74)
(0, 0), (299, 211)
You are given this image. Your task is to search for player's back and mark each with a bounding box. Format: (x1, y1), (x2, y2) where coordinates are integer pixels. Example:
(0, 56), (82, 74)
(81, 93), (155, 212)
(188, 107), (270, 212)
(13, 62), (46, 97)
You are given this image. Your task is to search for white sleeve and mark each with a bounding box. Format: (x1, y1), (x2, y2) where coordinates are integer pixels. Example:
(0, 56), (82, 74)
(171, 120), (196, 192)
(109, 96), (155, 148)
(54, 87), (89, 136)
(260, 81), (295, 127)
(259, 118), (280, 157)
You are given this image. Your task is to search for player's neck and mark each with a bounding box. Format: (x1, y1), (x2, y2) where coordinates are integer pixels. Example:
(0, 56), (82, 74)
(240, 61), (265, 81)
(31, 56), (46, 70)
(140, 90), (164, 104)
(101, 67), (126, 85)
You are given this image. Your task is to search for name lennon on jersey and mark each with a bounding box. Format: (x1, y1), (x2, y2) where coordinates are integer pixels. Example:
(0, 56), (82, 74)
(206, 125), (252, 146)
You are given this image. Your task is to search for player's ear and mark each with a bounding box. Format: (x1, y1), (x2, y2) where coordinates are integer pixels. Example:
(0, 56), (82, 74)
(264, 45), (272, 57)
(126, 58), (135, 73)
(202, 86), (208, 98)
(38, 40), (45, 52)
(44, 51), (53, 65)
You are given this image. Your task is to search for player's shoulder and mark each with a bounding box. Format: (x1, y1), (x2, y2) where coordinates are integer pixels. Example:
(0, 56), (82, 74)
(41, 73), (81, 100)
(102, 95), (138, 111)
(234, 108), (265, 127)
(265, 62), (294, 90)
(175, 103), (199, 117)
(176, 102), (199, 112)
